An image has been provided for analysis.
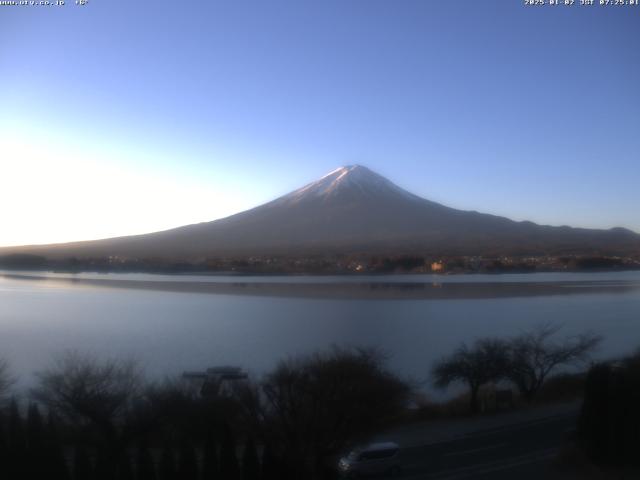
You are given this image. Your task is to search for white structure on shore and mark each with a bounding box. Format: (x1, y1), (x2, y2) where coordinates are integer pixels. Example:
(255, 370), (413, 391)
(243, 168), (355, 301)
(183, 366), (248, 396)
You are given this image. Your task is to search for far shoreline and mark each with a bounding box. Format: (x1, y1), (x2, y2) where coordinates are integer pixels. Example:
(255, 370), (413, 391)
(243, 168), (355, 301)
(1, 264), (640, 278)
(2, 271), (640, 301)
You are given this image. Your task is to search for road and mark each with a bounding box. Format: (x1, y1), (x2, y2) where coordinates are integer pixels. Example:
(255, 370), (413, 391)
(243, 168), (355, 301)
(381, 410), (578, 479)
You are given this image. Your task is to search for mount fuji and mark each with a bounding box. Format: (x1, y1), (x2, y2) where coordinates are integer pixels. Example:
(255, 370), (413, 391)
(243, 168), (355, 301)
(3, 165), (639, 259)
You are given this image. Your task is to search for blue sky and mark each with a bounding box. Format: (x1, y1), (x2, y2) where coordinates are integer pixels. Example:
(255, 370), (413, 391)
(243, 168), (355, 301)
(1, 0), (638, 246)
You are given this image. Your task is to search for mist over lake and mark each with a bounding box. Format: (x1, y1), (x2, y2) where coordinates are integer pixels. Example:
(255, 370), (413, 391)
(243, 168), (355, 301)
(2, 270), (639, 396)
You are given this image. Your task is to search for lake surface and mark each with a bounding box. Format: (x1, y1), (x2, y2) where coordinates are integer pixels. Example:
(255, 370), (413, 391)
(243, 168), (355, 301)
(1, 270), (640, 397)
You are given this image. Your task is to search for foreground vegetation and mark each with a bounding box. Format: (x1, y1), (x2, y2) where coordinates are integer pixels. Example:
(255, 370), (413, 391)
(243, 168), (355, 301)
(0, 325), (635, 479)
(0, 348), (409, 480)
(579, 350), (640, 468)
(431, 324), (601, 413)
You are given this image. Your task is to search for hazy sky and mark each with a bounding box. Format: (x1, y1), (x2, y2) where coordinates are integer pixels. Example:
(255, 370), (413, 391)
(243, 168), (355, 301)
(1, 0), (639, 246)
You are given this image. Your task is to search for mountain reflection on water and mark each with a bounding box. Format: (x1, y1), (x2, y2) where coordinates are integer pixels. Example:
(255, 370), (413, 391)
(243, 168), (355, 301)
(2, 271), (639, 300)
(1, 270), (639, 397)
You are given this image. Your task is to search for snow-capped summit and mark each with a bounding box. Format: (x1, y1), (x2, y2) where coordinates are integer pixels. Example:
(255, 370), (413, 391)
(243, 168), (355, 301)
(278, 165), (420, 204)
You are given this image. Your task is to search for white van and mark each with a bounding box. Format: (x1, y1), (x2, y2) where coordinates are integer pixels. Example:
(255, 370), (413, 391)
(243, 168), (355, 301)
(338, 442), (402, 477)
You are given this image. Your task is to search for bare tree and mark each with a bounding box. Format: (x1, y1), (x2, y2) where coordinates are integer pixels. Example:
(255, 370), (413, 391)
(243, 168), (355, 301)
(507, 324), (601, 403)
(0, 358), (14, 401)
(32, 351), (143, 449)
(432, 338), (510, 414)
(236, 346), (411, 478)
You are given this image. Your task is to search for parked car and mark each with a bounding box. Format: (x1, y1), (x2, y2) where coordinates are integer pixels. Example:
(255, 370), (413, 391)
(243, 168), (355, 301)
(338, 441), (402, 477)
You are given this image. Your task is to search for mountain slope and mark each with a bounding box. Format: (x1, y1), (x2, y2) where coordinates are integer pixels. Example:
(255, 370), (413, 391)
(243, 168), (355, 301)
(2, 165), (639, 259)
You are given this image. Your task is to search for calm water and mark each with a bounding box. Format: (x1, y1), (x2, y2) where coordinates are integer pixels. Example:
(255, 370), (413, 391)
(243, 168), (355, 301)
(1, 271), (640, 395)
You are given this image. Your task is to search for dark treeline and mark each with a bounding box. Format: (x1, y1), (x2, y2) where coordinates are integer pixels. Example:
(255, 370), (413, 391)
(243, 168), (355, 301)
(0, 254), (205, 275)
(579, 350), (640, 468)
(0, 328), (634, 477)
(1, 253), (639, 275)
(0, 348), (410, 480)
(0, 399), (251, 480)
